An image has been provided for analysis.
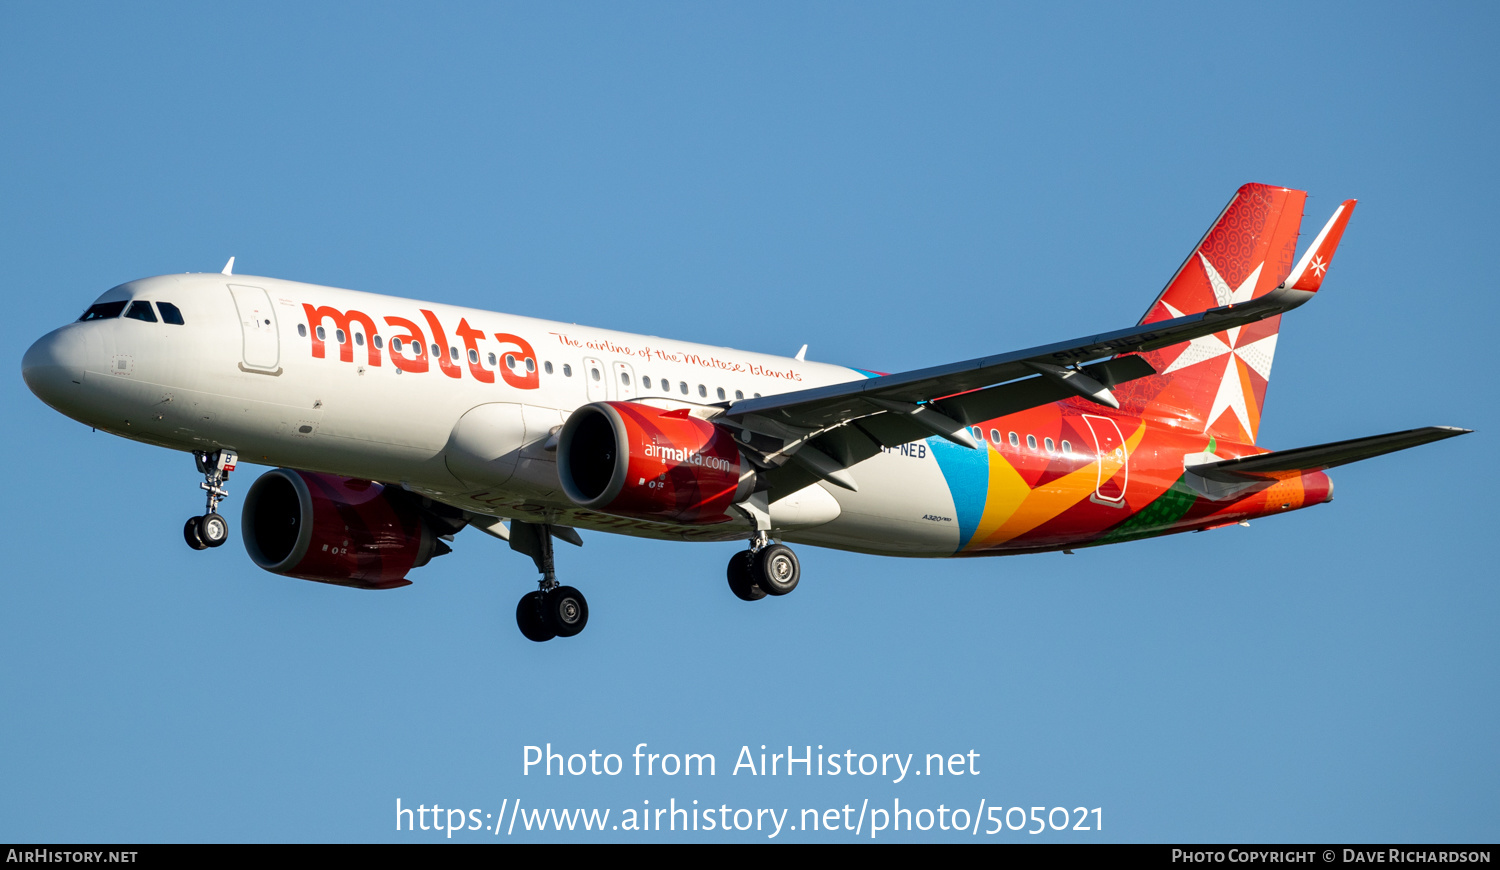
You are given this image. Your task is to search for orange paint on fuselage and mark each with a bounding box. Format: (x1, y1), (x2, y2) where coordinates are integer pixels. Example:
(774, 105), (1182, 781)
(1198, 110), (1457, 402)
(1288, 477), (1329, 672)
(951, 402), (1329, 555)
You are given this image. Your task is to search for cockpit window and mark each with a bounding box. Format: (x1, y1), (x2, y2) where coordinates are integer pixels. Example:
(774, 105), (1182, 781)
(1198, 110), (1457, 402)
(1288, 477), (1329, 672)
(157, 302), (185, 325)
(124, 301), (158, 322)
(78, 301), (127, 321)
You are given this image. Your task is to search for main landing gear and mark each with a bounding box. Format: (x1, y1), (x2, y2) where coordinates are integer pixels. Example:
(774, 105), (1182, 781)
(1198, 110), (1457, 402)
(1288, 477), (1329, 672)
(183, 449), (237, 550)
(509, 520), (588, 643)
(726, 533), (800, 602)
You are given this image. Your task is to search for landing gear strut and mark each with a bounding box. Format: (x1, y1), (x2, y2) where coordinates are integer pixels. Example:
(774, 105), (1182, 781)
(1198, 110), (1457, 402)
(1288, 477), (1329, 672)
(183, 449), (236, 550)
(726, 532), (800, 601)
(510, 520), (588, 642)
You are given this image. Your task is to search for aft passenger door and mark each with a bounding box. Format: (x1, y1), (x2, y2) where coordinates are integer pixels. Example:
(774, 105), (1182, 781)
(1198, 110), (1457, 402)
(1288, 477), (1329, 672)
(1082, 414), (1129, 503)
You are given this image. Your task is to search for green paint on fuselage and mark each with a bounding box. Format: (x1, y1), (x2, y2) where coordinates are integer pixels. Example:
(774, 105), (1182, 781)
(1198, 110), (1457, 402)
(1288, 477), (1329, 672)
(1090, 477), (1199, 546)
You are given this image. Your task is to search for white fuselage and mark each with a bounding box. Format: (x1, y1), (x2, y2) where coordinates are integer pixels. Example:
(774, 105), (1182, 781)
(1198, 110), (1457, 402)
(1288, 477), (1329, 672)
(25, 273), (968, 556)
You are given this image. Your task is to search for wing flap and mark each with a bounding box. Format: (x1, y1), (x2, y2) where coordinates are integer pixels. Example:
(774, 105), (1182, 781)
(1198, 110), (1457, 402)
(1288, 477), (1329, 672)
(1191, 426), (1471, 482)
(935, 356), (1156, 425)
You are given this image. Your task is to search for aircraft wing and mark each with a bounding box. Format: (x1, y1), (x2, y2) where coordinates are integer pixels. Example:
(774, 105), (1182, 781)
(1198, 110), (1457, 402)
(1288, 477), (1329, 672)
(723, 282), (1317, 450)
(1189, 426), (1472, 483)
(724, 198), (1369, 449)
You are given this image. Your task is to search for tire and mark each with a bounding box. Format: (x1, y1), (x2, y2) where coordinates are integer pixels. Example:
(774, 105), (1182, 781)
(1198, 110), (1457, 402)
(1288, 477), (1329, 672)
(546, 586), (589, 638)
(726, 550), (766, 601)
(753, 544), (800, 596)
(183, 517), (208, 551)
(516, 591), (556, 642)
(198, 512), (230, 548)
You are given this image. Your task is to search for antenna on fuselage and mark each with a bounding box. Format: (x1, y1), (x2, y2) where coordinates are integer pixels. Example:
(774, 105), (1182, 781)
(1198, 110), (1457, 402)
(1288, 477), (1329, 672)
(221, 257), (235, 276)
(794, 344), (807, 361)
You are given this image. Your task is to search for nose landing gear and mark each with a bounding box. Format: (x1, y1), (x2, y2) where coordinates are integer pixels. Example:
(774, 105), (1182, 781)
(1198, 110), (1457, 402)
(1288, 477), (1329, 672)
(183, 450), (236, 550)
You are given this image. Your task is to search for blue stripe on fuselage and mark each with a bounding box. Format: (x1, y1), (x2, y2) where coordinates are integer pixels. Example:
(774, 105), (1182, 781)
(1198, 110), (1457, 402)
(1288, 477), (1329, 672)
(928, 437), (987, 552)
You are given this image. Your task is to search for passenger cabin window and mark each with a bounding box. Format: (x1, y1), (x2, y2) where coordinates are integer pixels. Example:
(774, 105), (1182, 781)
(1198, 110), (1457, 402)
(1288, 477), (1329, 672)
(544, 361), (554, 375)
(526, 358), (535, 372)
(643, 376), (652, 389)
(735, 390), (744, 400)
(336, 329), (346, 344)
(297, 324), (308, 337)
(1009, 431), (1019, 447)
(354, 333), (364, 346)
(717, 387), (726, 400)
(316, 326), (327, 341)
(373, 335), (383, 349)
(1045, 437), (1055, 453)
(989, 428), (1001, 445)
(79, 301), (127, 321)
(468, 348), (479, 364)
(124, 301), (157, 322)
(679, 381), (688, 395)
(157, 302), (185, 325)
(698, 384), (707, 398)
(563, 364), (572, 377)
(1026, 434), (1037, 450)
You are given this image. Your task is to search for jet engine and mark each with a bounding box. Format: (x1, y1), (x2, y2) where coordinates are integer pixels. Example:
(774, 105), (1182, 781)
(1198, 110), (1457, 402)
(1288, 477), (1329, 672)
(241, 469), (447, 589)
(557, 402), (754, 524)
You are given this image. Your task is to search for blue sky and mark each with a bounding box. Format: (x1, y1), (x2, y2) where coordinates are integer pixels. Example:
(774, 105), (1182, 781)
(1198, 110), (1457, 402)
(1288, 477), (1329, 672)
(2, 2), (1495, 842)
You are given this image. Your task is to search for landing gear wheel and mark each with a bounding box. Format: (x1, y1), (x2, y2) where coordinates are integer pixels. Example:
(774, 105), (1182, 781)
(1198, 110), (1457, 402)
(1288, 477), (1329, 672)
(727, 550), (766, 601)
(183, 517), (208, 551)
(545, 585), (589, 638)
(197, 512), (230, 548)
(753, 544), (800, 596)
(516, 591), (556, 642)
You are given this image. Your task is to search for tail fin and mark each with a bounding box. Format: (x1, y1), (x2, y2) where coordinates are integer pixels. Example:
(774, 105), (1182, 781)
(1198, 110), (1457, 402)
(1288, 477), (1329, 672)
(1112, 183), (1319, 443)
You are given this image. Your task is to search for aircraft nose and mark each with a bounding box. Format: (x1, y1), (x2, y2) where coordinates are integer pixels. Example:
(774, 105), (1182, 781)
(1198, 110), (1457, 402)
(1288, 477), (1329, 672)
(22, 326), (88, 407)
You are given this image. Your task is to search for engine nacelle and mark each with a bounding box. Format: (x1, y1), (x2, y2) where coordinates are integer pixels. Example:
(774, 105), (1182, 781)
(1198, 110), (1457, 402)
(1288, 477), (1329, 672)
(558, 402), (754, 524)
(241, 469), (442, 589)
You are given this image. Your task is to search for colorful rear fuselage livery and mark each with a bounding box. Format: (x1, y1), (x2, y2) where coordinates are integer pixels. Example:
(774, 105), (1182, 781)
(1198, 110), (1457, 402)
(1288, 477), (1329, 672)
(22, 184), (1468, 641)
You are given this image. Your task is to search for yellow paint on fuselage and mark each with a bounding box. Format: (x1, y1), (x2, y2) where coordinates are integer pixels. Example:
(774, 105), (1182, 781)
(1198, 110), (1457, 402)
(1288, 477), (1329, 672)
(965, 422), (1147, 550)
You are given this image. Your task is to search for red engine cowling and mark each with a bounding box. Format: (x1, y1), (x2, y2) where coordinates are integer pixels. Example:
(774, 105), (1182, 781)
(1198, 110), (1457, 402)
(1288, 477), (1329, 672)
(558, 402), (754, 524)
(241, 469), (442, 589)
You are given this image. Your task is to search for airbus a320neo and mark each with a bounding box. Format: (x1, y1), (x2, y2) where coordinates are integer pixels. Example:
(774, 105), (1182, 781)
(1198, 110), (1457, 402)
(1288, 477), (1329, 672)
(22, 184), (1468, 640)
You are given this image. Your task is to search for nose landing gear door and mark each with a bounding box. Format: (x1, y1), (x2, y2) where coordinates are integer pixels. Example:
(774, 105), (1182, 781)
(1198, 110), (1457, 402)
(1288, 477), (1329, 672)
(228, 284), (281, 374)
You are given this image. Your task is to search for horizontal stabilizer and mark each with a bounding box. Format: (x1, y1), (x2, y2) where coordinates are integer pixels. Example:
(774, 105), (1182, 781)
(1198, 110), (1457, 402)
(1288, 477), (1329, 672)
(1191, 426), (1470, 483)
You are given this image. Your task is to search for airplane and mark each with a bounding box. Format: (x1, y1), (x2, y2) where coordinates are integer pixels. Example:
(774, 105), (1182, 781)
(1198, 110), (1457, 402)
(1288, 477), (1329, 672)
(21, 183), (1470, 642)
